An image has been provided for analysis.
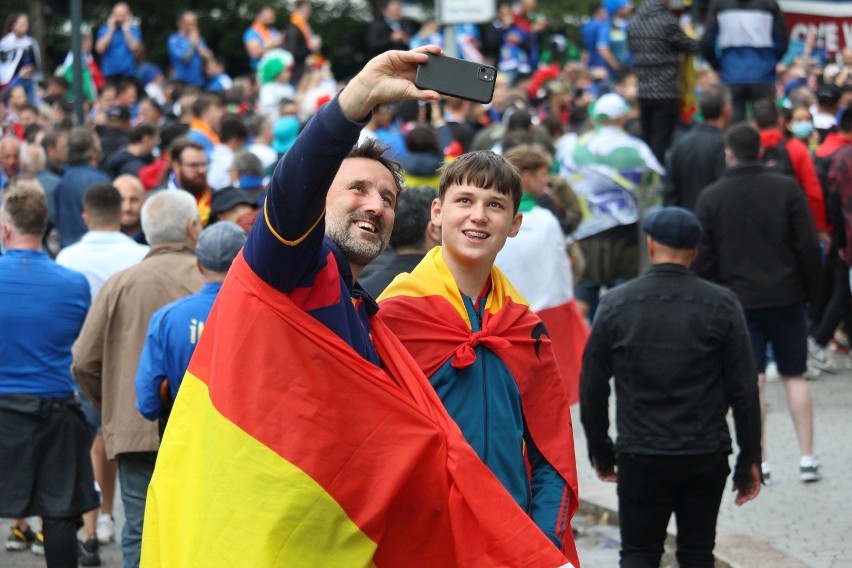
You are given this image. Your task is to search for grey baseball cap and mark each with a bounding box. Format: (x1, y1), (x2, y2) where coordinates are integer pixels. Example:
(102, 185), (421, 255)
(195, 221), (248, 273)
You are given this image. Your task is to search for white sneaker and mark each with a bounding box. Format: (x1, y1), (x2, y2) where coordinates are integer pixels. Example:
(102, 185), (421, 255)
(807, 336), (828, 363)
(800, 456), (822, 483)
(761, 461), (771, 485)
(765, 362), (780, 382)
(96, 514), (115, 544)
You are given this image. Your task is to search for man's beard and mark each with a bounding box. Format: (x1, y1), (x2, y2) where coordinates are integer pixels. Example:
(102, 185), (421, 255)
(325, 211), (389, 267)
(180, 173), (208, 197)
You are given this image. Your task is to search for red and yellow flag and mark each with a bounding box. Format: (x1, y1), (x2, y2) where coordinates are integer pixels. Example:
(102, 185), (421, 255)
(378, 248), (581, 566)
(142, 253), (575, 567)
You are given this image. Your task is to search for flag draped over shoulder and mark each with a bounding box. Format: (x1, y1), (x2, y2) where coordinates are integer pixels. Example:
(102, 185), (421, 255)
(377, 247), (580, 565)
(142, 253), (574, 568)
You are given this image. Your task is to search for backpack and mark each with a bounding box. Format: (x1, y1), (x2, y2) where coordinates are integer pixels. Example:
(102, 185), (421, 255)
(761, 140), (795, 178)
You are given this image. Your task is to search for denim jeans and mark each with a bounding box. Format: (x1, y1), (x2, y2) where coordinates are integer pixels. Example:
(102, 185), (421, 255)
(117, 452), (157, 568)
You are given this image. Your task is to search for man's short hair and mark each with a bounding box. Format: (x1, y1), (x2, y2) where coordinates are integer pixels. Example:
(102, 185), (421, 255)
(140, 190), (199, 245)
(159, 123), (190, 152)
(140, 97), (163, 116)
(725, 123), (762, 163)
(699, 83), (730, 121)
(83, 183), (122, 226)
(752, 99), (779, 129)
(404, 123), (440, 153)
(438, 151), (523, 213)
(67, 127), (97, 164)
(231, 150), (263, 178)
(19, 143), (47, 175)
(503, 143), (551, 174)
(390, 186), (436, 250)
(42, 128), (67, 153)
(219, 113), (248, 144)
(249, 114), (270, 138)
(192, 93), (224, 119)
(1, 186), (48, 236)
(346, 138), (405, 196)
(128, 123), (159, 144)
(169, 137), (206, 164)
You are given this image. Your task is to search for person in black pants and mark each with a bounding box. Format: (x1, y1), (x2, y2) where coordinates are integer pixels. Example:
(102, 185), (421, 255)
(581, 207), (762, 567)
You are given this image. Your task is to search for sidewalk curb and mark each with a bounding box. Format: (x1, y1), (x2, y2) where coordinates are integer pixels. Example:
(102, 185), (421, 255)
(578, 497), (809, 568)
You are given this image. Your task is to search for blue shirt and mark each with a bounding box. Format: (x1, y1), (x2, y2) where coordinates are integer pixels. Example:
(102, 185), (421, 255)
(167, 32), (208, 87)
(243, 26), (282, 70)
(135, 282), (222, 419)
(54, 164), (111, 248)
(0, 250), (91, 398)
(243, 97), (380, 366)
(96, 23), (141, 77)
(582, 18), (607, 69)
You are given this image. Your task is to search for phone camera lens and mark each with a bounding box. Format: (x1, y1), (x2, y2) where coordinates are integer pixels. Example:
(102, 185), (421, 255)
(480, 67), (486, 73)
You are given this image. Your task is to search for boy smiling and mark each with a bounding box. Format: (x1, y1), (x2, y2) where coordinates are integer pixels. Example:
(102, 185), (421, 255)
(379, 151), (580, 564)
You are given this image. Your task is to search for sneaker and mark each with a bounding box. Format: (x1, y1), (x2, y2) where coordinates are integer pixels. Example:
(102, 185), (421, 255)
(765, 361), (780, 382)
(800, 456), (822, 482)
(96, 514), (115, 544)
(78, 538), (101, 567)
(807, 337), (834, 372)
(805, 362), (823, 380)
(31, 532), (44, 556)
(5, 525), (36, 551)
(761, 461), (772, 485)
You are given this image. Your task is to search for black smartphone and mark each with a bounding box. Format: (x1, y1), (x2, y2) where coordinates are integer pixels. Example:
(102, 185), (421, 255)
(414, 54), (497, 104)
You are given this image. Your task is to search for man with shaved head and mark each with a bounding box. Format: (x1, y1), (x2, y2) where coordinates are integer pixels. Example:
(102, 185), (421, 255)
(113, 174), (145, 240)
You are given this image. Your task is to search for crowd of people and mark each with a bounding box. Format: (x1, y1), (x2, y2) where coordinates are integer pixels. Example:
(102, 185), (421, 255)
(1, 0), (851, 566)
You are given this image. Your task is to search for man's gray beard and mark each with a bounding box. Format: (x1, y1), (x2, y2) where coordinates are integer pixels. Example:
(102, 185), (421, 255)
(326, 216), (388, 267)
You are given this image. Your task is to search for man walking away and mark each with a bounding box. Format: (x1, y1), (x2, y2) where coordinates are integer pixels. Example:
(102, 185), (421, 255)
(582, 206), (762, 567)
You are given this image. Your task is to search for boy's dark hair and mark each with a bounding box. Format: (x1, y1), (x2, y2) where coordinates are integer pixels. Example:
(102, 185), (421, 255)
(347, 138), (405, 196)
(503, 143), (552, 174)
(83, 183), (122, 226)
(390, 186), (436, 250)
(725, 123), (761, 163)
(438, 151), (523, 213)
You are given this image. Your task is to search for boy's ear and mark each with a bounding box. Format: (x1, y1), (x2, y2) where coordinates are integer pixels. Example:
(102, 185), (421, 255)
(508, 212), (522, 238)
(430, 197), (443, 227)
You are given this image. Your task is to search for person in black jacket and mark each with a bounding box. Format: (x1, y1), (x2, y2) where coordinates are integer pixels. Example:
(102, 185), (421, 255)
(581, 206), (762, 568)
(694, 123), (822, 484)
(664, 83), (731, 210)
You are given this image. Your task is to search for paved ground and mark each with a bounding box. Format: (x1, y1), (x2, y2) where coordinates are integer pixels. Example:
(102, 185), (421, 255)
(3, 364), (849, 567)
(573, 360), (852, 568)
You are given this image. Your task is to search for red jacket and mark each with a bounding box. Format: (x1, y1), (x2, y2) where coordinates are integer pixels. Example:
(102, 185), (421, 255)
(815, 131), (852, 159)
(760, 129), (827, 231)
